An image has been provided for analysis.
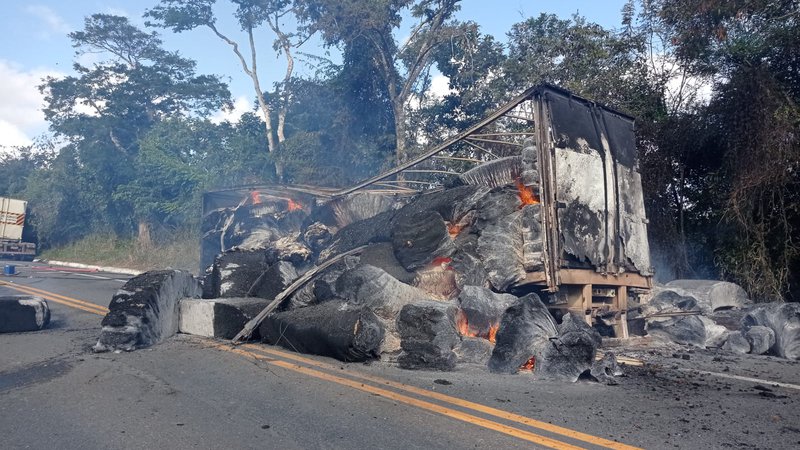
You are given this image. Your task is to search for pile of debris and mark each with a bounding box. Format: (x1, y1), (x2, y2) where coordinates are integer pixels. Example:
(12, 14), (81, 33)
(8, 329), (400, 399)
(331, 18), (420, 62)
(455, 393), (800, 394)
(193, 178), (603, 380)
(639, 280), (800, 359)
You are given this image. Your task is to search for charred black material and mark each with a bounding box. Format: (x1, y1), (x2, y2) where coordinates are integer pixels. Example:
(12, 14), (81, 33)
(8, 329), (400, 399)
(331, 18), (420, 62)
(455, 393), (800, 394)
(0, 295), (50, 333)
(457, 286), (516, 337)
(392, 186), (483, 225)
(397, 301), (460, 371)
(260, 302), (384, 362)
(488, 293), (557, 374)
(249, 261), (297, 301)
(391, 210), (452, 270)
(535, 313), (601, 382)
(359, 242), (415, 284)
(742, 302), (800, 359)
(95, 270), (201, 352)
(454, 337), (494, 365)
(320, 209), (395, 259)
(477, 210), (525, 291)
(207, 249), (272, 298)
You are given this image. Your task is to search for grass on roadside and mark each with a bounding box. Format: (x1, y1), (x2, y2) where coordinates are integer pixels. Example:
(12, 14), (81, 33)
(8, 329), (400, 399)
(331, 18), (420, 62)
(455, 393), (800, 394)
(40, 229), (200, 274)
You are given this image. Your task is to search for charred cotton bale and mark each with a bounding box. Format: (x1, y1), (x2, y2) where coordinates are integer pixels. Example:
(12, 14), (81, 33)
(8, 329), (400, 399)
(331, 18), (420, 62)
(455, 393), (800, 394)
(0, 295), (50, 333)
(535, 313), (602, 382)
(663, 280), (751, 313)
(391, 210), (453, 270)
(206, 249), (272, 298)
(449, 235), (488, 288)
(521, 204), (544, 272)
(646, 316), (707, 347)
(359, 242), (414, 285)
(742, 302), (800, 359)
(488, 293), (557, 374)
(397, 301), (460, 371)
(94, 270), (201, 352)
(745, 326), (776, 355)
(590, 353), (623, 384)
(457, 286), (516, 339)
(248, 261), (298, 301)
(260, 302), (384, 362)
(454, 337), (494, 365)
(722, 332), (751, 354)
(643, 290), (708, 347)
(336, 264), (433, 352)
(179, 297), (269, 340)
(284, 258), (360, 311)
(477, 210), (525, 291)
(320, 210), (395, 260)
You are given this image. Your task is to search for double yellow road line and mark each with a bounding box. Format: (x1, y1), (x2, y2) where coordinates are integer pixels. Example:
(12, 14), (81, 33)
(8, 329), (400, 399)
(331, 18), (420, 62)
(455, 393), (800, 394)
(1, 281), (640, 449)
(216, 343), (640, 450)
(0, 280), (109, 316)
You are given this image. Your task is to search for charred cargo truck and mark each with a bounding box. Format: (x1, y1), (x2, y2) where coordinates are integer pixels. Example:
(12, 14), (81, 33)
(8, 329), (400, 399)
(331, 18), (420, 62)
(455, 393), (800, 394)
(0, 196), (36, 261)
(199, 85), (652, 338)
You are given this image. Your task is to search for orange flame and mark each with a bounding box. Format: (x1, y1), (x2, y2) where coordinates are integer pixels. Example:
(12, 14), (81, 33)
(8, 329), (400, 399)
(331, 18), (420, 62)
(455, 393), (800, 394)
(515, 178), (540, 206)
(520, 356), (536, 371)
(250, 191), (262, 205)
(456, 310), (470, 336)
(447, 222), (464, 238)
(287, 199), (303, 211)
(456, 310), (500, 343)
(487, 323), (499, 343)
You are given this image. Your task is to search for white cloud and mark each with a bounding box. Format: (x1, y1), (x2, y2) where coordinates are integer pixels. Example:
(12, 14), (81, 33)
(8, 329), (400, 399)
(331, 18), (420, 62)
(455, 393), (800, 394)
(0, 60), (63, 149)
(0, 120), (33, 150)
(211, 95), (253, 124)
(428, 74), (453, 99)
(24, 5), (72, 36)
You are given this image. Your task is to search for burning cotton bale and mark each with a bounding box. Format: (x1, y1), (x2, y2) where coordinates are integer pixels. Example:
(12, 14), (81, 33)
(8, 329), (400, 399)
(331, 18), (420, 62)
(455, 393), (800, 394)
(391, 210), (454, 270)
(94, 270), (201, 352)
(488, 293), (557, 374)
(457, 286), (516, 341)
(474, 188), (529, 291)
(397, 301), (460, 371)
(260, 302), (384, 362)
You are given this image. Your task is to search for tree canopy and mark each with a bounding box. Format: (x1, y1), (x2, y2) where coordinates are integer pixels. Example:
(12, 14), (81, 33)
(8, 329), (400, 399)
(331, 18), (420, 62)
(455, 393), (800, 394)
(2, 1), (798, 300)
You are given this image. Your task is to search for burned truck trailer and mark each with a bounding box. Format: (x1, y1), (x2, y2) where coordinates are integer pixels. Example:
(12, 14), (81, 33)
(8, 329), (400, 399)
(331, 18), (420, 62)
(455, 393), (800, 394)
(200, 85), (652, 339)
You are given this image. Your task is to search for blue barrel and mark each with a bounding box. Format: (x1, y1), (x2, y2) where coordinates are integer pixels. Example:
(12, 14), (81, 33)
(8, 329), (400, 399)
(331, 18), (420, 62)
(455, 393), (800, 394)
(3, 264), (16, 276)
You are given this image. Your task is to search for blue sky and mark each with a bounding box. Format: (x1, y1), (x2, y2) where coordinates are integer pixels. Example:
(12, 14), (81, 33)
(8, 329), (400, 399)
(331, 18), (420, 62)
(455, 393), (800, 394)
(0, 1), (628, 151)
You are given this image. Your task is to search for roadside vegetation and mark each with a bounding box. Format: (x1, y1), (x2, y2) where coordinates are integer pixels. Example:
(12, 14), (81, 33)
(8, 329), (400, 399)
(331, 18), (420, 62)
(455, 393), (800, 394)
(39, 228), (200, 273)
(0, 0), (797, 300)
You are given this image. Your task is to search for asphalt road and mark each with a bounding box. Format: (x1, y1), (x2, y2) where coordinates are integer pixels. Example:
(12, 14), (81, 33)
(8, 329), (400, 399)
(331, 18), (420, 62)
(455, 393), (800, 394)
(1, 260), (799, 449)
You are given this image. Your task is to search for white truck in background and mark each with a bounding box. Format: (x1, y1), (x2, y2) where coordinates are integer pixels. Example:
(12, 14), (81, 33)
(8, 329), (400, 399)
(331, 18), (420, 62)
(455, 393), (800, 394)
(0, 196), (36, 261)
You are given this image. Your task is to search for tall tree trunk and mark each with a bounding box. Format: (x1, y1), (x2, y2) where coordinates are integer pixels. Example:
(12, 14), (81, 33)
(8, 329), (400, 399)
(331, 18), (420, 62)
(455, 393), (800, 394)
(393, 104), (408, 165)
(137, 219), (153, 249)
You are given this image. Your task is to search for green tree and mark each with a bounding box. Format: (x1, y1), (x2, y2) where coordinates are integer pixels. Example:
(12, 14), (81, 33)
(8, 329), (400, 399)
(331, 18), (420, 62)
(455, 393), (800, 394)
(146, 0), (312, 179)
(38, 14), (231, 246)
(296, 0), (464, 164)
(651, 0), (800, 300)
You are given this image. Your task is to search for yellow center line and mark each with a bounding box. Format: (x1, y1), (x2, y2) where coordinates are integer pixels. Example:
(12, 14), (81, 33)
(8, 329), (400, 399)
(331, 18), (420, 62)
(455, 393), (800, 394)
(241, 344), (640, 450)
(214, 343), (584, 450)
(0, 282), (636, 450)
(0, 281), (108, 315)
